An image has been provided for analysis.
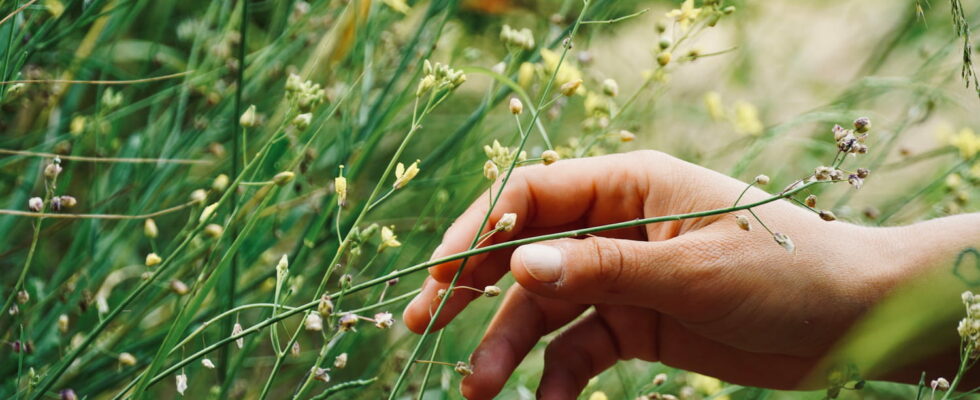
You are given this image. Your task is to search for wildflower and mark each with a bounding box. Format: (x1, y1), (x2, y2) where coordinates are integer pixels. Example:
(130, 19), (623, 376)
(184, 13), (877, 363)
(754, 175), (770, 185)
(313, 367), (331, 382)
(805, 195), (818, 208)
(653, 373), (668, 386)
(305, 313), (323, 331)
(619, 130), (637, 142)
(273, 171), (295, 186)
(483, 285), (501, 297)
(733, 101), (763, 136)
(509, 97), (524, 115)
(284, 74), (326, 111)
(853, 117), (871, 133)
(380, 226), (401, 249)
(190, 189), (208, 203)
(666, 0), (702, 30)
(560, 79), (583, 97)
(704, 92), (725, 121)
(201, 358), (215, 369)
(374, 312), (394, 329)
(119, 352), (137, 366)
(484, 140), (527, 167)
(735, 215), (751, 231)
(338, 313), (359, 331)
(28, 197), (43, 212)
(931, 378), (949, 391)
(239, 104), (258, 128)
(144, 219), (159, 238)
(393, 160), (420, 189)
(542, 150), (560, 165)
(656, 51), (672, 67)
(416, 75), (436, 97)
(334, 353), (348, 369)
(500, 25), (535, 50)
(293, 113), (313, 130)
(496, 213), (517, 232)
(101, 89), (123, 110)
(204, 224), (224, 238)
(59, 389), (77, 400)
(819, 210), (837, 222)
(212, 174), (229, 192)
(145, 253), (162, 267)
(176, 372), (188, 395)
(335, 174), (348, 207)
(483, 160), (499, 181)
(58, 314), (69, 333)
(454, 361), (474, 376)
(773, 232), (795, 253)
(318, 294), (334, 317)
(232, 323), (244, 348)
(847, 174), (864, 189)
(170, 280), (189, 295)
(602, 79), (619, 97)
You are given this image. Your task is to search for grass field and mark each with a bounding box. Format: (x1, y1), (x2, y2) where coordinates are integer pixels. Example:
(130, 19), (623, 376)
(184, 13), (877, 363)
(1, 0), (979, 398)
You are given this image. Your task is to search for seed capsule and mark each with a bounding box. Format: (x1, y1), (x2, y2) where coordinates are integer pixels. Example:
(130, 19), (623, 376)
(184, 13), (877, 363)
(735, 215), (751, 231)
(509, 97), (523, 115)
(542, 150), (560, 165)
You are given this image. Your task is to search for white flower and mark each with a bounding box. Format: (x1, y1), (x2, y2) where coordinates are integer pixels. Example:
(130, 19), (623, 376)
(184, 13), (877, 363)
(201, 358), (216, 369)
(28, 197), (43, 212)
(373, 312), (394, 329)
(305, 313), (323, 331)
(176, 373), (188, 395)
(495, 213), (517, 232)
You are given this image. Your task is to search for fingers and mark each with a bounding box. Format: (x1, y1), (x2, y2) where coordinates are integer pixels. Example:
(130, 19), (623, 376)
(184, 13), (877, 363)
(509, 233), (732, 318)
(461, 285), (587, 400)
(429, 153), (653, 283)
(537, 314), (622, 400)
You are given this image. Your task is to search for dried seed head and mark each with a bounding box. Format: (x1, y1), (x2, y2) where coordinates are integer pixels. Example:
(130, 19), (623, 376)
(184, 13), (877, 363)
(118, 352), (137, 366)
(483, 160), (499, 181)
(814, 166), (833, 181)
(754, 175), (770, 185)
(204, 224), (224, 238)
(657, 51), (672, 66)
(856, 168), (870, 179)
(318, 294), (334, 317)
(239, 104), (258, 128)
(144, 219), (159, 239)
(560, 79), (582, 97)
(305, 313), (323, 331)
(190, 189), (208, 203)
(170, 280), (189, 295)
(509, 97), (524, 115)
(454, 361), (474, 376)
(805, 195), (817, 208)
(338, 313), (359, 331)
(202, 358), (216, 369)
(542, 150), (561, 165)
(373, 312), (394, 329)
(495, 213), (517, 232)
(145, 253), (162, 267)
(619, 130), (636, 142)
(735, 215), (751, 231)
(773, 232), (795, 253)
(483, 285), (501, 297)
(853, 117), (871, 133)
(58, 314), (69, 333)
(273, 171), (295, 186)
(334, 353), (348, 369)
(16, 290), (29, 304)
(819, 210), (837, 222)
(653, 373), (668, 386)
(212, 174), (229, 192)
(28, 197), (43, 212)
(232, 323), (244, 348)
(602, 78), (619, 97)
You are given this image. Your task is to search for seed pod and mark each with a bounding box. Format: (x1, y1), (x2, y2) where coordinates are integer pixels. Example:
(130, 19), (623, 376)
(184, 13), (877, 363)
(212, 174), (229, 192)
(856, 168), (870, 179)
(495, 213), (517, 232)
(16, 290), (29, 304)
(144, 219), (159, 238)
(601, 79), (619, 97)
(754, 175), (770, 185)
(58, 314), (69, 333)
(239, 104), (258, 127)
(509, 97), (523, 115)
(483, 160), (499, 181)
(559, 79), (582, 97)
(318, 294), (334, 317)
(202, 358), (216, 369)
(853, 117), (871, 133)
(454, 361), (474, 376)
(653, 373), (668, 386)
(735, 215), (751, 231)
(145, 253), (162, 267)
(483, 285), (501, 297)
(619, 130), (636, 142)
(59, 195), (77, 208)
(773, 232), (795, 253)
(657, 51), (672, 66)
(819, 210), (837, 222)
(273, 171), (295, 186)
(805, 195), (817, 208)
(542, 150), (560, 165)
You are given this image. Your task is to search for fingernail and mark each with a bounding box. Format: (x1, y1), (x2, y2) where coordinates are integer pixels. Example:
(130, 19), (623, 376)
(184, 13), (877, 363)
(430, 244), (445, 260)
(518, 244), (562, 283)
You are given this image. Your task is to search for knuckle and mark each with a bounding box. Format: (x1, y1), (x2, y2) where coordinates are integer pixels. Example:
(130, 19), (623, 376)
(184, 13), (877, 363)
(589, 237), (628, 285)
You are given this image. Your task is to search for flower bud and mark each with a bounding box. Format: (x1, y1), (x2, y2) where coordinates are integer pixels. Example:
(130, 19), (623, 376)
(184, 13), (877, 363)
(204, 223), (224, 238)
(212, 174), (229, 192)
(853, 117), (871, 133)
(170, 279), (190, 295)
(819, 210), (837, 221)
(45, 162), (63, 179)
(60, 389), (78, 400)
(483, 285), (501, 297)
(273, 171), (295, 186)
(335, 175), (348, 206)
(233, 323), (244, 348)
(145, 253), (162, 267)
(318, 294), (334, 317)
(118, 352), (137, 366)
(292, 113), (313, 130)
(202, 358), (216, 369)
(619, 130), (636, 142)
(59, 195), (77, 208)
(338, 313), (358, 331)
(304, 313), (323, 331)
(735, 215), (751, 231)
(28, 197), (43, 212)
(454, 361), (474, 376)
(239, 104), (258, 127)
(16, 290), (29, 304)
(509, 97), (523, 115)
(495, 213), (517, 232)
(58, 314), (70, 333)
(658, 38), (672, 50)
(393, 161), (420, 189)
(542, 150), (560, 165)
(559, 79), (582, 97)
(483, 160), (499, 181)
(334, 353), (348, 369)
(805, 194), (817, 208)
(856, 168), (870, 179)
(657, 51), (672, 66)
(373, 312), (394, 329)
(754, 175), (770, 185)
(601, 79), (619, 97)
(144, 219), (159, 238)
(773, 232), (795, 253)
(653, 373), (668, 386)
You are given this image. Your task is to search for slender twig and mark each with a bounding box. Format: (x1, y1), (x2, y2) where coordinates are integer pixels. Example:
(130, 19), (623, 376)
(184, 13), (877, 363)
(0, 71), (192, 85)
(0, 200), (200, 219)
(581, 8), (649, 24)
(0, 0), (38, 27)
(0, 148), (211, 164)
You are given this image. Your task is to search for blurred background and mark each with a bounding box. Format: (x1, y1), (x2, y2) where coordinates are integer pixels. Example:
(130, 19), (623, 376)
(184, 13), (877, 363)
(1, 0), (978, 398)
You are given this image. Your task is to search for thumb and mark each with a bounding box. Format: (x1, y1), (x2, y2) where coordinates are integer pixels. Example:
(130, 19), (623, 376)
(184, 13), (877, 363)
(510, 235), (708, 310)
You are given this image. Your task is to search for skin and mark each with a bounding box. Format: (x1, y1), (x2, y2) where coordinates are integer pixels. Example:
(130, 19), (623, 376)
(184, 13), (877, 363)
(401, 150), (980, 399)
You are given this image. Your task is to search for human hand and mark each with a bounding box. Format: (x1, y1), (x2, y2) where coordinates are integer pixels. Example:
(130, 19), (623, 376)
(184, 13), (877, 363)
(402, 150), (908, 399)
